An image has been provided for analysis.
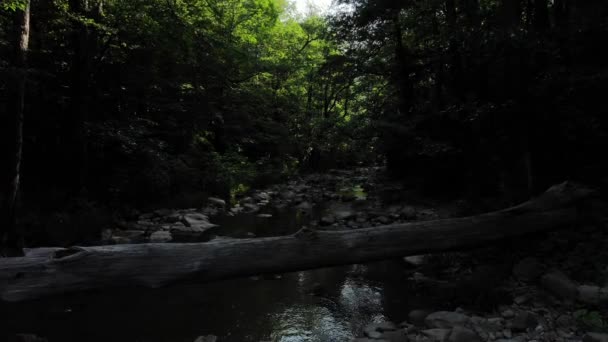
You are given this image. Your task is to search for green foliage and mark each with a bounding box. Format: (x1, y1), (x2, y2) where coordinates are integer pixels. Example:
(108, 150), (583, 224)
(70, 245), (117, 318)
(1, 0), (27, 12)
(574, 309), (608, 331)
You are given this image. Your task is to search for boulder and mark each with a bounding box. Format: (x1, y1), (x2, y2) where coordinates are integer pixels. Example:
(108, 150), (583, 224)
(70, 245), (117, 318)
(242, 203), (259, 213)
(149, 231), (172, 243)
(540, 269), (578, 300)
(578, 285), (608, 304)
(421, 329), (451, 341)
(181, 213), (210, 227)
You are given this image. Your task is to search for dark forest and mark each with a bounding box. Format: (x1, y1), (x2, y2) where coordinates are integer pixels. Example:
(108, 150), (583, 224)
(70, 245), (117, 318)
(1, 0), (607, 341)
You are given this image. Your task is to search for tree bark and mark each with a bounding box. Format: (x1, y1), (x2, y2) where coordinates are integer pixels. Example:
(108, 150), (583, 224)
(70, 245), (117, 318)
(0, 182), (593, 302)
(391, 12), (411, 116)
(502, 0), (522, 29)
(2, 0), (30, 255)
(534, 0), (549, 31)
(66, 0), (97, 192)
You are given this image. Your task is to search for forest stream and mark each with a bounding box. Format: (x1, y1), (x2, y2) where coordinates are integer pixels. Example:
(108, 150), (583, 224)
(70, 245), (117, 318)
(2, 168), (608, 342)
(1, 168), (434, 342)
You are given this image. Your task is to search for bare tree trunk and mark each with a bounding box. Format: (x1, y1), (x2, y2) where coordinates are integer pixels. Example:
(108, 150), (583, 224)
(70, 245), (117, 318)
(67, 0), (94, 193)
(502, 0), (522, 28)
(0, 182), (592, 302)
(2, 0), (31, 256)
(392, 12), (411, 116)
(445, 0), (464, 100)
(534, 0), (549, 31)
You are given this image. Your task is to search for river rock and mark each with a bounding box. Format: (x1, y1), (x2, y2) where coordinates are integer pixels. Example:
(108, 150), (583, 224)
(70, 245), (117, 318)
(400, 206), (417, 219)
(240, 203), (258, 213)
(403, 255), (426, 267)
(280, 190), (296, 200)
(171, 213), (218, 237)
(380, 329), (409, 342)
(448, 327), (481, 342)
(253, 192), (270, 201)
(425, 311), (470, 329)
(139, 212), (155, 220)
(510, 311), (538, 332)
(541, 269), (578, 300)
(207, 197), (226, 207)
(193, 335), (217, 342)
(421, 329), (451, 341)
(181, 213), (209, 226)
(578, 285), (608, 304)
(584, 333), (608, 342)
(471, 316), (502, 333)
(409, 309), (432, 326)
(320, 215), (336, 226)
(296, 201), (313, 210)
(241, 196), (255, 204)
(111, 230), (146, 243)
(555, 314), (575, 328)
(377, 216), (392, 224)
(364, 322), (397, 336)
(501, 309), (515, 318)
(230, 206), (243, 214)
(149, 231), (172, 243)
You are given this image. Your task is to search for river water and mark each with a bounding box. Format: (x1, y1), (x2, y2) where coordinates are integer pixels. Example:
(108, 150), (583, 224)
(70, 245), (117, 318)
(1, 202), (433, 342)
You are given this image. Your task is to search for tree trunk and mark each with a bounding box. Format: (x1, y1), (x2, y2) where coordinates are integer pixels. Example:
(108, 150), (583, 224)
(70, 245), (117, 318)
(67, 0), (94, 192)
(392, 12), (411, 116)
(502, 0), (522, 29)
(1, 0), (30, 255)
(534, 0), (549, 31)
(0, 182), (592, 302)
(445, 0), (464, 100)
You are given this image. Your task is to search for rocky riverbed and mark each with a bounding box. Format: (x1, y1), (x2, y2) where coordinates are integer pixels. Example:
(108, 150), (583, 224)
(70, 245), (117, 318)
(13, 167), (607, 342)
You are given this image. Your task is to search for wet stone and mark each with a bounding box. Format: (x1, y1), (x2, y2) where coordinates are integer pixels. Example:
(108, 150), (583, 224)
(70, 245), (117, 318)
(541, 269), (578, 300)
(425, 311), (470, 329)
(448, 327), (481, 342)
(421, 328), (451, 341)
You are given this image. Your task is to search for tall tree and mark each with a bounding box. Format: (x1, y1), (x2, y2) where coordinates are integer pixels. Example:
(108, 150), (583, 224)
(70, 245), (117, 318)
(2, 0), (30, 255)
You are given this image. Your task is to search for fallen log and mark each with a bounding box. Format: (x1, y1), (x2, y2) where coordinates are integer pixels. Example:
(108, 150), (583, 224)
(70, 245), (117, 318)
(0, 182), (594, 302)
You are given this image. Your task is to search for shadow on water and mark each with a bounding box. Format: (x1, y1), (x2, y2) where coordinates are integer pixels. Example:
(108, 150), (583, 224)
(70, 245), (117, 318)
(0, 203), (431, 342)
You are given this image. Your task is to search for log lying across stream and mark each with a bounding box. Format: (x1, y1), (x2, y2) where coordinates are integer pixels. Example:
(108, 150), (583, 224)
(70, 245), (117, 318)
(0, 182), (595, 302)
